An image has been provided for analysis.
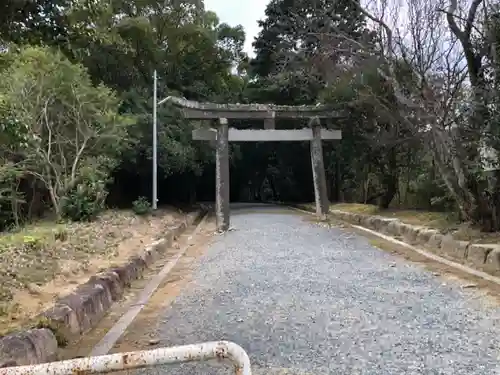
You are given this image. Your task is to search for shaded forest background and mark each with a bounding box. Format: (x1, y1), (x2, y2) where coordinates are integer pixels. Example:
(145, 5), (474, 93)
(1, 0), (500, 231)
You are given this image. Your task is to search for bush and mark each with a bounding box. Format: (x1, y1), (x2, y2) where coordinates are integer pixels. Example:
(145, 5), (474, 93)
(132, 196), (151, 216)
(61, 179), (108, 222)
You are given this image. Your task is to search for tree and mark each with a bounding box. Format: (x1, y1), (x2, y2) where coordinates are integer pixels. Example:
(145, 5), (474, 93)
(246, 0), (415, 208)
(0, 46), (133, 218)
(328, 0), (500, 229)
(0, 0), (69, 45)
(52, 0), (248, 204)
(250, 0), (370, 104)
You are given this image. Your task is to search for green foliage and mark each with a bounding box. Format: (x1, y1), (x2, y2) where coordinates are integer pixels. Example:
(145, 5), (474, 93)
(60, 158), (114, 222)
(0, 0), (69, 45)
(0, 0), (252, 224)
(2, 0), (498, 233)
(251, 0), (368, 82)
(0, 46), (133, 219)
(132, 196), (152, 216)
(61, 179), (108, 222)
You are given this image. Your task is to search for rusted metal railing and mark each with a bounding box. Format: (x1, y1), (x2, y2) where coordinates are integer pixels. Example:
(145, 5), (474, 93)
(0, 341), (251, 375)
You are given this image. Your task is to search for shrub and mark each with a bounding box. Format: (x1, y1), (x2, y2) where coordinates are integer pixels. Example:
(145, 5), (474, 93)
(132, 196), (151, 216)
(61, 179), (108, 222)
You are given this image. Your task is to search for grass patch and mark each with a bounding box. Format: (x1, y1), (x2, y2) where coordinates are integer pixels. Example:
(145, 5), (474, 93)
(0, 222), (65, 301)
(331, 203), (380, 215)
(0, 207), (186, 335)
(330, 203), (456, 229)
(0, 222), (68, 252)
(329, 202), (500, 244)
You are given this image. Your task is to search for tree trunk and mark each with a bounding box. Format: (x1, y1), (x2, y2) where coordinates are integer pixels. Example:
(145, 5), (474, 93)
(334, 152), (342, 202)
(379, 174), (398, 209)
(362, 165), (370, 203)
(41, 165), (62, 219)
(326, 176), (333, 201)
(430, 129), (478, 222)
(48, 183), (60, 219)
(378, 148), (399, 209)
(474, 171), (500, 232)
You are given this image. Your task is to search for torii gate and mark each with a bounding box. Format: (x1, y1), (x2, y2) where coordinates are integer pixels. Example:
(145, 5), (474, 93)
(166, 97), (343, 232)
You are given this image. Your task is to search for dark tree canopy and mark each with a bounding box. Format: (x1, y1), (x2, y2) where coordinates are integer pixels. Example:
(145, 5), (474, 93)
(0, 0), (500, 232)
(251, 0), (367, 77)
(0, 0), (69, 45)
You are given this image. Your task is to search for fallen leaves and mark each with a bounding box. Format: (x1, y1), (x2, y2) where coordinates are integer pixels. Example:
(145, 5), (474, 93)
(0, 207), (187, 333)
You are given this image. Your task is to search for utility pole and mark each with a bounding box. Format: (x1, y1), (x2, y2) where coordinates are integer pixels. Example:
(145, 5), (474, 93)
(152, 70), (158, 210)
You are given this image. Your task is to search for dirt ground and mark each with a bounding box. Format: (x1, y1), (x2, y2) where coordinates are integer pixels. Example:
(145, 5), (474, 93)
(60, 217), (215, 359)
(108, 219), (215, 355)
(328, 202), (500, 244)
(0, 207), (189, 335)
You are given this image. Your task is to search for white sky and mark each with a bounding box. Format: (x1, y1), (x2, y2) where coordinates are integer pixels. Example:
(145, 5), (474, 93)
(203, 0), (269, 56)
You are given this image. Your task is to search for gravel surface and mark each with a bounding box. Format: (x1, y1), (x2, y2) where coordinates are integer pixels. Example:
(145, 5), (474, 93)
(144, 206), (500, 375)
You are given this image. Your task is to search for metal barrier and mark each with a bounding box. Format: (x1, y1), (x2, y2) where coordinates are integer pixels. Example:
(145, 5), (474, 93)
(0, 341), (251, 375)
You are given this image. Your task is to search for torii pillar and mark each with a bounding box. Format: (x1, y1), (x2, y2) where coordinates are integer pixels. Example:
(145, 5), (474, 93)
(163, 96), (343, 232)
(215, 118), (230, 232)
(310, 117), (330, 220)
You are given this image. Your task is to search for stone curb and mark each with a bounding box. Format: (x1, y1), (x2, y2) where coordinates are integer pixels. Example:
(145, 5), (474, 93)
(0, 209), (205, 368)
(293, 204), (500, 278)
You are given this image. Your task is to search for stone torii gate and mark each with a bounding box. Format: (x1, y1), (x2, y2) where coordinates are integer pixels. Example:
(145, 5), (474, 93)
(166, 97), (343, 232)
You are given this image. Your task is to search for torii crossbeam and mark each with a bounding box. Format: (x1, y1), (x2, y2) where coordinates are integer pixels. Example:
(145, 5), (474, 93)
(164, 96), (344, 232)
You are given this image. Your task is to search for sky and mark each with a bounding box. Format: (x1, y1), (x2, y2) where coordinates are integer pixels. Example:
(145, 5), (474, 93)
(203, 0), (269, 56)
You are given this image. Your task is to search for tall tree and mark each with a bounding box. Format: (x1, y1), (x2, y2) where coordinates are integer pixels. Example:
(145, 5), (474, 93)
(0, 0), (69, 45)
(251, 0), (370, 105)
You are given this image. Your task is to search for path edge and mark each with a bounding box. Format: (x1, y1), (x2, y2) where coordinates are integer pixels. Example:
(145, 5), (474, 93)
(290, 203), (500, 279)
(0, 207), (207, 368)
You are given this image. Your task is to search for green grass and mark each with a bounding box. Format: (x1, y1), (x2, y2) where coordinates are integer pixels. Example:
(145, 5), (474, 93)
(330, 203), (457, 229)
(327, 202), (500, 243)
(0, 221), (68, 253)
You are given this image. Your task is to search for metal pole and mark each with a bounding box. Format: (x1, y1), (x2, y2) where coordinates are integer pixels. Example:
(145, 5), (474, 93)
(0, 341), (252, 375)
(152, 70), (158, 210)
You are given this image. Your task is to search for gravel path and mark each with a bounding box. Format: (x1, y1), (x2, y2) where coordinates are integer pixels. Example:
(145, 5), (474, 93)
(149, 206), (500, 375)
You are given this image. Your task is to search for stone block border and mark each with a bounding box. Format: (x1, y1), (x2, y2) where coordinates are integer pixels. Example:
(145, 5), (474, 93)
(294, 204), (500, 279)
(0, 209), (206, 368)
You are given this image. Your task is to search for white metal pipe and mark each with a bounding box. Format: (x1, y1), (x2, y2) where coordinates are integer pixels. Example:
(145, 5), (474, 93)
(152, 70), (158, 210)
(0, 341), (251, 375)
